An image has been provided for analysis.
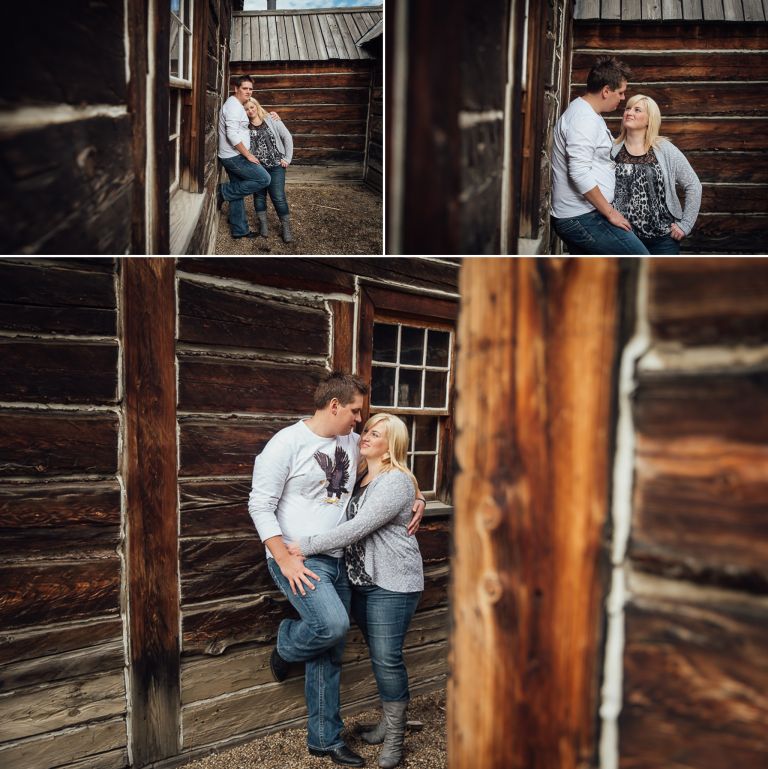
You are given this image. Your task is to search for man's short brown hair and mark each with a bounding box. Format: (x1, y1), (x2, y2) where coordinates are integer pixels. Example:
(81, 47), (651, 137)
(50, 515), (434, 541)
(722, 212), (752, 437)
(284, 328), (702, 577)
(314, 371), (369, 409)
(586, 56), (631, 93)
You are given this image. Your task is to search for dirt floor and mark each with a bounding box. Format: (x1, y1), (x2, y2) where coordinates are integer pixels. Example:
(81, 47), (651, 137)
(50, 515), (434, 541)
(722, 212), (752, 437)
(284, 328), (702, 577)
(179, 689), (446, 769)
(215, 183), (383, 256)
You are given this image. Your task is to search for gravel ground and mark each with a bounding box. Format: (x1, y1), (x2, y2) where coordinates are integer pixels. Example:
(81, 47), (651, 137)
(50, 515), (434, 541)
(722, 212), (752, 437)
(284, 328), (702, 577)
(215, 183), (383, 256)
(179, 689), (446, 769)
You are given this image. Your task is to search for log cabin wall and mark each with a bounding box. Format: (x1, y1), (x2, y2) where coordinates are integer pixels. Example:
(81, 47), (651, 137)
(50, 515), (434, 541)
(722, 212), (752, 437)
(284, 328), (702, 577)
(572, 2), (768, 253)
(604, 257), (768, 769)
(362, 32), (383, 193)
(229, 7), (382, 183)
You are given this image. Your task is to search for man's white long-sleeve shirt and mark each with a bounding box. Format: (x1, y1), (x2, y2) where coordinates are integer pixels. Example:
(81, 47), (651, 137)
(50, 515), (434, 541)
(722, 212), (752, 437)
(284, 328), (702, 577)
(248, 420), (360, 559)
(217, 95), (250, 159)
(551, 97), (616, 219)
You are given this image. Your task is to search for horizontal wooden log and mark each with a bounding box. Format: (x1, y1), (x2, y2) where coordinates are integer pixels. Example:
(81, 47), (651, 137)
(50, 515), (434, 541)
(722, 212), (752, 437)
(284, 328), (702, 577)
(601, 119), (768, 151)
(181, 537), (269, 605)
(573, 22), (768, 50)
(0, 640), (124, 692)
(250, 71), (371, 89)
(270, 103), (367, 120)
(180, 606), (448, 704)
(233, 61), (372, 77)
(278, 119), (367, 136)
(686, 152), (768, 185)
(0, 670), (125, 741)
(293, 134), (366, 150)
(684, 214), (768, 253)
(0, 482), (121, 562)
(0, 617), (122, 666)
(701, 185), (768, 215)
(0, 262), (116, 335)
(254, 87), (370, 105)
(0, 411), (118, 478)
(178, 279), (328, 355)
(178, 356), (323, 415)
(180, 479), (254, 538)
(418, 518), (451, 563)
(572, 51), (768, 83)
(179, 416), (293, 478)
(620, 576), (768, 768)
(0, 559), (120, 630)
(0, 117), (133, 255)
(181, 641), (448, 749)
(292, 148), (365, 164)
(0, 717), (126, 769)
(0, 340), (118, 404)
(647, 257), (768, 344)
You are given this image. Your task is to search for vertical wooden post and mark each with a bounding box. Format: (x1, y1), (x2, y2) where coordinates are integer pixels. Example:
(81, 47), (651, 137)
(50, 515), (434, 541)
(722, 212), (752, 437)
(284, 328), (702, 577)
(449, 258), (619, 769)
(122, 258), (180, 765)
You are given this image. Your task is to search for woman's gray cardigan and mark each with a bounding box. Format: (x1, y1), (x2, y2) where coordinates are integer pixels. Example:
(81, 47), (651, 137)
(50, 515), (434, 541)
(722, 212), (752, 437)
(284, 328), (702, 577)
(298, 470), (424, 593)
(259, 115), (293, 165)
(611, 139), (702, 235)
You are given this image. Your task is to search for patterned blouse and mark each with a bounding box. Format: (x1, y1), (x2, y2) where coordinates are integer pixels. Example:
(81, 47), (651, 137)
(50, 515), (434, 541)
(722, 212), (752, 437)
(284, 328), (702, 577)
(249, 121), (283, 168)
(344, 479), (374, 586)
(613, 145), (674, 238)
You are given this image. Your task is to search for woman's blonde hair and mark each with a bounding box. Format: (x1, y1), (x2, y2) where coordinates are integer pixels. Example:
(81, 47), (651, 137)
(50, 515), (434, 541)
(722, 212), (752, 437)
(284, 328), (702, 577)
(615, 94), (666, 152)
(245, 96), (269, 121)
(359, 413), (418, 492)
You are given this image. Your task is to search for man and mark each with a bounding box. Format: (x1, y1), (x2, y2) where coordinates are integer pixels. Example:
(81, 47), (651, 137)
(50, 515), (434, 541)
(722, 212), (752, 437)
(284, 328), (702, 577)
(248, 372), (426, 767)
(551, 56), (649, 254)
(217, 75), (271, 239)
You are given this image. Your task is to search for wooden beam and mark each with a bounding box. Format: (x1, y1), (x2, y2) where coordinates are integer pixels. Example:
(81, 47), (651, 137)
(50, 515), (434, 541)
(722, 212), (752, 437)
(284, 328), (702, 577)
(122, 259), (180, 764)
(450, 258), (619, 769)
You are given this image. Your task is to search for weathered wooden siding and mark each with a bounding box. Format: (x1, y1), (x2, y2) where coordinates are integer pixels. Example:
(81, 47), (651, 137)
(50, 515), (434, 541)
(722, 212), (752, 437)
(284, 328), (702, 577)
(0, 258), (127, 769)
(616, 257), (768, 768)
(364, 45), (383, 192)
(571, 22), (768, 252)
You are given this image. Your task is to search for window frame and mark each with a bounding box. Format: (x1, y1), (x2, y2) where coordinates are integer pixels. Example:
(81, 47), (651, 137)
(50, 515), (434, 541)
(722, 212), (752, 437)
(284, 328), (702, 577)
(356, 285), (458, 507)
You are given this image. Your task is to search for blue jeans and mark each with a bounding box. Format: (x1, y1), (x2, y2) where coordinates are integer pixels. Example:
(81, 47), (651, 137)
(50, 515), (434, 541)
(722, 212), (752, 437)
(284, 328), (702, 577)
(254, 164), (290, 218)
(219, 155), (271, 237)
(639, 233), (681, 254)
(552, 211), (650, 255)
(267, 555), (351, 751)
(351, 584), (421, 702)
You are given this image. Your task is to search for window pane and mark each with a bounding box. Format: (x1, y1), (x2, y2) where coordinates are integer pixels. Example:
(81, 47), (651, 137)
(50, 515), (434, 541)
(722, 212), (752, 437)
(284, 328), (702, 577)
(413, 455), (436, 493)
(171, 0), (180, 14)
(398, 369), (422, 407)
(169, 138), (178, 186)
(414, 416), (438, 451)
(373, 323), (397, 363)
(424, 370), (447, 408)
(170, 16), (181, 77)
(427, 329), (450, 367)
(371, 366), (396, 406)
(169, 93), (179, 139)
(400, 326), (424, 365)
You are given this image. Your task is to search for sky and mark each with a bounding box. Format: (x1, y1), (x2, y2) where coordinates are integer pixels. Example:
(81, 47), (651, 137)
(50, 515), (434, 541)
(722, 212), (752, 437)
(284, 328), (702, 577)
(243, 0), (381, 9)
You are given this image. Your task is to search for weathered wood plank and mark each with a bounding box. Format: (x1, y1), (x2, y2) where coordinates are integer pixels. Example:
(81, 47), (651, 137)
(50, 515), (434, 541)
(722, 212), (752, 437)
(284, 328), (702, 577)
(179, 416), (293, 478)
(0, 670), (125, 741)
(647, 257), (768, 344)
(451, 258), (618, 769)
(573, 21), (768, 48)
(684, 213), (768, 253)
(0, 481), (121, 562)
(180, 478), (253, 538)
(0, 717), (126, 769)
(0, 262), (116, 335)
(178, 279), (328, 355)
(0, 411), (118, 478)
(0, 560), (120, 630)
(620, 575), (768, 768)
(417, 518), (451, 563)
(122, 258), (180, 764)
(723, 0), (745, 20)
(233, 61), (369, 78)
(331, 299), (355, 372)
(259, 104), (368, 121)
(300, 14), (319, 60)
(247, 86), (370, 105)
(602, 119), (768, 151)
(701, 184), (768, 214)
(178, 356), (323, 415)
(0, 340), (118, 404)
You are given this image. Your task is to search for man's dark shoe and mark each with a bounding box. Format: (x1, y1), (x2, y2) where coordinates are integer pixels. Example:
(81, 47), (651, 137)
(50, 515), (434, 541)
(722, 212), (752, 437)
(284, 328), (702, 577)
(308, 744), (365, 767)
(232, 231), (259, 239)
(269, 646), (290, 683)
(216, 184), (225, 211)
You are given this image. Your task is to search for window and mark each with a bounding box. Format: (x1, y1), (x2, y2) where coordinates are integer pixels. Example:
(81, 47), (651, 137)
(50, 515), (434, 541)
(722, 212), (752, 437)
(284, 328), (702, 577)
(169, 0), (193, 193)
(357, 286), (457, 506)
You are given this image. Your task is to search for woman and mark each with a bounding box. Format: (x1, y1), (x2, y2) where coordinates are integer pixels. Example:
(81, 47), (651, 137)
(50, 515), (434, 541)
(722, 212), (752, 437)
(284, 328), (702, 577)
(244, 96), (294, 243)
(612, 94), (701, 254)
(287, 413), (424, 769)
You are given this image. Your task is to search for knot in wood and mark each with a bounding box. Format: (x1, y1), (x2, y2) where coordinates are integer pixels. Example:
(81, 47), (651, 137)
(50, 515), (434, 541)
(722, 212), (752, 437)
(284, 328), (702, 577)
(478, 496), (502, 530)
(482, 572), (503, 604)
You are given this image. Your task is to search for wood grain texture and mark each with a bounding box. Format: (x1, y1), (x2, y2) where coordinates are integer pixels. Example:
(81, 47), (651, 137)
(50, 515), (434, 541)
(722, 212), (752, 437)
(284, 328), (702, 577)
(0, 340), (118, 404)
(122, 259), (180, 764)
(647, 257), (768, 345)
(178, 356), (323, 415)
(574, 21), (768, 49)
(0, 262), (116, 335)
(620, 576), (768, 769)
(331, 299), (355, 372)
(180, 479), (253, 538)
(178, 279), (328, 355)
(450, 258), (618, 769)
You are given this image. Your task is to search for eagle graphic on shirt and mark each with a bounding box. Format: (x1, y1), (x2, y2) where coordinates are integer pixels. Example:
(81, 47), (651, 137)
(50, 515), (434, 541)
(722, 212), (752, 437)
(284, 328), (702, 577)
(314, 445), (350, 502)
